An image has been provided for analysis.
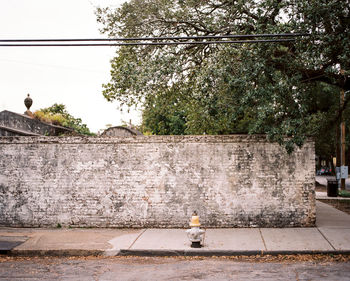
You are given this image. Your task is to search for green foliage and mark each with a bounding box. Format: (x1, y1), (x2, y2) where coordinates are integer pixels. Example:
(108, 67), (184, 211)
(338, 190), (350, 198)
(34, 103), (94, 135)
(141, 90), (187, 135)
(97, 0), (350, 152)
(33, 110), (65, 125)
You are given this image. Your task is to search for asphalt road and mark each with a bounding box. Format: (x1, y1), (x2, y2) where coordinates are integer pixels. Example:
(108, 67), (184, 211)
(0, 256), (350, 281)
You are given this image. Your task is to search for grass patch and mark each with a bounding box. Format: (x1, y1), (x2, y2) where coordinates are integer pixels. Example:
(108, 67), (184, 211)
(338, 190), (350, 198)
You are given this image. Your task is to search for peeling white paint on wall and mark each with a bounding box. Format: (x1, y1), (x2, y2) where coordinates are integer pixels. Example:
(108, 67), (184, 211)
(0, 135), (315, 228)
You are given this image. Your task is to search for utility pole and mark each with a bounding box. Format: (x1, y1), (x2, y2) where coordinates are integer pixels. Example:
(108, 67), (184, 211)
(336, 120), (341, 174)
(341, 87), (346, 190)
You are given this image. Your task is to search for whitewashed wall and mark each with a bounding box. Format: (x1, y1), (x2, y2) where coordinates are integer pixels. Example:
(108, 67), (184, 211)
(0, 135), (315, 228)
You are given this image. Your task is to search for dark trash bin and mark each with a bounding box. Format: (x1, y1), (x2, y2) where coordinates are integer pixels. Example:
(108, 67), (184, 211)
(327, 179), (338, 197)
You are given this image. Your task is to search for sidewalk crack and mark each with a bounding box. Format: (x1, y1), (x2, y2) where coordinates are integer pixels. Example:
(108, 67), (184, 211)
(317, 227), (336, 251)
(259, 228), (267, 251)
(128, 229), (147, 250)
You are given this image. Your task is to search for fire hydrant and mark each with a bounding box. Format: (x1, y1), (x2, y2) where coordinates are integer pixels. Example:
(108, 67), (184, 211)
(186, 211), (205, 248)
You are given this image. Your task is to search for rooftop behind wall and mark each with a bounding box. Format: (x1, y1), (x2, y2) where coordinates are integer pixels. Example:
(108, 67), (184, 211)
(0, 110), (73, 136)
(0, 135), (315, 228)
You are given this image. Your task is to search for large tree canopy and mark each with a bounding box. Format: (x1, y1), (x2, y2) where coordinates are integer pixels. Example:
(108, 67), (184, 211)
(97, 0), (350, 152)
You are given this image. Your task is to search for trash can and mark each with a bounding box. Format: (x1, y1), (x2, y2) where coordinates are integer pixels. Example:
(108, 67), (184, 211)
(327, 179), (338, 197)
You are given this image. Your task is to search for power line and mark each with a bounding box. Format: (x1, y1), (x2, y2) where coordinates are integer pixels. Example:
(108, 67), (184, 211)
(0, 33), (308, 47)
(0, 33), (309, 43)
(0, 39), (297, 47)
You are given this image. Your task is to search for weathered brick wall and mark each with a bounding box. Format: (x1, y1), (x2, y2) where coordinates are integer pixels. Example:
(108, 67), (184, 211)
(0, 135), (315, 228)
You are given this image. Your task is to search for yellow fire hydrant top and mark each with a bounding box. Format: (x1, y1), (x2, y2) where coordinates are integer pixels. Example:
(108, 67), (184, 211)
(189, 212), (201, 227)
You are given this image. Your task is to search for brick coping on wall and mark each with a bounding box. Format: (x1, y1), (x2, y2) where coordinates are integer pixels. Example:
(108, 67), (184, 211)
(0, 134), (314, 145)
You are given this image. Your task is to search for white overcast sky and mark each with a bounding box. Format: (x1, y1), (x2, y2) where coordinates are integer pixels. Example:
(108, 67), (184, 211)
(0, 0), (141, 133)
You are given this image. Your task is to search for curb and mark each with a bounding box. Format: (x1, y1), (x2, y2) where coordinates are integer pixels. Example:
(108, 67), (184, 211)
(118, 249), (350, 257)
(5, 249), (350, 257)
(6, 249), (104, 257)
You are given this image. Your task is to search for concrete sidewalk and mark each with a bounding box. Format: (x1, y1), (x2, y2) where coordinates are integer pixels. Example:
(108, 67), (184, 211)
(1, 201), (350, 257)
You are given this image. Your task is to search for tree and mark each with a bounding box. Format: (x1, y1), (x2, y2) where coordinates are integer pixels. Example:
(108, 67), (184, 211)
(96, 0), (350, 152)
(34, 103), (94, 135)
(141, 89), (188, 135)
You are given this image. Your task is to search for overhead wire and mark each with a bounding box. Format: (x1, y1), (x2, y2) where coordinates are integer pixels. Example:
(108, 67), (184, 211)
(0, 39), (297, 47)
(0, 33), (309, 47)
(0, 33), (309, 42)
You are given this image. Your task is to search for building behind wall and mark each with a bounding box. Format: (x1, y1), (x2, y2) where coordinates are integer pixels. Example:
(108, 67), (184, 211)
(0, 95), (74, 136)
(101, 126), (143, 137)
(0, 110), (73, 136)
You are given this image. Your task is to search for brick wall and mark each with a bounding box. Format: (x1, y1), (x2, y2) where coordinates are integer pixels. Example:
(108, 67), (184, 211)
(0, 135), (315, 228)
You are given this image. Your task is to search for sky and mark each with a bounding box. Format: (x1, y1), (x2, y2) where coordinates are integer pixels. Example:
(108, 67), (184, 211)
(0, 0), (141, 133)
